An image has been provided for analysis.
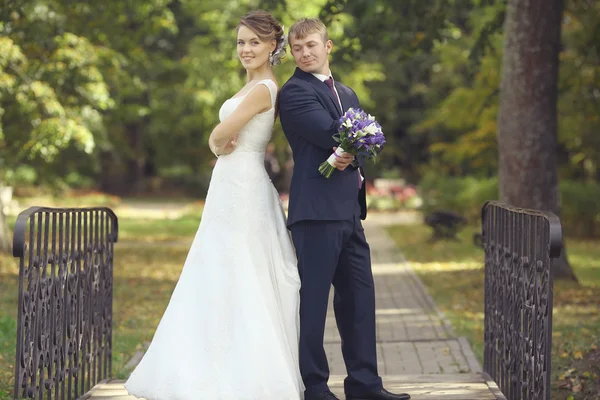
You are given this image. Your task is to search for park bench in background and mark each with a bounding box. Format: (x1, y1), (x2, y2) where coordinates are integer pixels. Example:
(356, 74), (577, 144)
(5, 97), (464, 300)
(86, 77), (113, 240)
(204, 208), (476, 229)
(424, 210), (467, 242)
(12, 207), (118, 400)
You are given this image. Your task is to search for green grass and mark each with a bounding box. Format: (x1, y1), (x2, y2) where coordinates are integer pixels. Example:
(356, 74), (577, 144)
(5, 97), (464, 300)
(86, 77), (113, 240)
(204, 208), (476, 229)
(116, 211), (202, 242)
(7, 198), (203, 242)
(386, 223), (600, 400)
(111, 241), (194, 379)
(0, 254), (18, 399)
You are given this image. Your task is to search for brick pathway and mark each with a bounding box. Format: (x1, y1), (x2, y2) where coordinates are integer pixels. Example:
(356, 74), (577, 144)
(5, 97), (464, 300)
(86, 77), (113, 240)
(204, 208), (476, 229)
(323, 216), (481, 376)
(85, 212), (504, 399)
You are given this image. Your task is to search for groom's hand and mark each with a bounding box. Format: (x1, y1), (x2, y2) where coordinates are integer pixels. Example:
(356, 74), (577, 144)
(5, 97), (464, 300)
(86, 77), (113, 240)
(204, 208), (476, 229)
(332, 146), (354, 171)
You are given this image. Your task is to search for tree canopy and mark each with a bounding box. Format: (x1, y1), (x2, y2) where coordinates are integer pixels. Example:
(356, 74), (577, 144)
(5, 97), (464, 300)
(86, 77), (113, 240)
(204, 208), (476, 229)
(1, 0), (598, 191)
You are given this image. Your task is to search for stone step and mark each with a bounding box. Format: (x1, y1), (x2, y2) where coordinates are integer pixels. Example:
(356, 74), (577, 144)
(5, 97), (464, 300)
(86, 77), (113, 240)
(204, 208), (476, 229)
(83, 373), (505, 400)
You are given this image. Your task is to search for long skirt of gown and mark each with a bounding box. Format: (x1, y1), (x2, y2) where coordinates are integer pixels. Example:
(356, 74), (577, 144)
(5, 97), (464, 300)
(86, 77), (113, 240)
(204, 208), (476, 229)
(124, 151), (304, 399)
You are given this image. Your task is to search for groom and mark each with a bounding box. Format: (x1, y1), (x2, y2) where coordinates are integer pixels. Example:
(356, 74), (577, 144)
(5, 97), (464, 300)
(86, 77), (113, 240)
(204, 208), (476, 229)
(279, 18), (410, 400)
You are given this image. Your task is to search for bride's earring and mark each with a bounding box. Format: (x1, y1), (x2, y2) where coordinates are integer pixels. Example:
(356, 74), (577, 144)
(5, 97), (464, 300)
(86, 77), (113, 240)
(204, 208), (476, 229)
(269, 51), (274, 65)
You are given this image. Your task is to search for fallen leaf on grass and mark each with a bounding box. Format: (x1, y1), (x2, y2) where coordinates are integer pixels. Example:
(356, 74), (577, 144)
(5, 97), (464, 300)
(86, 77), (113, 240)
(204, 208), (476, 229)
(559, 379), (572, 389)
(563, 368), (577, 378)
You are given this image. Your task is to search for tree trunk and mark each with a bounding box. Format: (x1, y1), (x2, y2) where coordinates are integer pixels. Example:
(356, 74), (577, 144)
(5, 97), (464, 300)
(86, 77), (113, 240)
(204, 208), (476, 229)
(497, 0), (576, 280)
(0, 196), (11, 253)
(125, 122), (147, 194)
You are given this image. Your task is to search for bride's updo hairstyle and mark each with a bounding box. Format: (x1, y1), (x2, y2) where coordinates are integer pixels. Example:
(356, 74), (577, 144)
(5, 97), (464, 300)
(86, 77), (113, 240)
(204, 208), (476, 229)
(238, 10), (286, 66)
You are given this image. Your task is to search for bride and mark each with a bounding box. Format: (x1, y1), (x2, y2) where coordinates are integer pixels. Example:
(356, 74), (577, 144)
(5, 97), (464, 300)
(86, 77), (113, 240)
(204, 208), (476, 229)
(124, 10), (303, 400)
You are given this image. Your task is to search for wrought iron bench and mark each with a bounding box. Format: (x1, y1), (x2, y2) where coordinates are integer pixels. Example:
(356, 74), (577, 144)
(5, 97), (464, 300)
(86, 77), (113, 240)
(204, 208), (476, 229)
(424, 209), (468, 241)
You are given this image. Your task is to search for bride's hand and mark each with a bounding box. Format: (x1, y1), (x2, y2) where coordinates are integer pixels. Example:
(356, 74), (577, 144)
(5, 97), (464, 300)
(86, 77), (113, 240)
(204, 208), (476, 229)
(216, 136), (238, 156)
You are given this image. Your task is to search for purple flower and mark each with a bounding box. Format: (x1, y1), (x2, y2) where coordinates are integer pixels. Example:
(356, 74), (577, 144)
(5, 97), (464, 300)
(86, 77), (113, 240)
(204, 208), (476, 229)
(333, 107), (385, 157)
(320, 108), (385, 177)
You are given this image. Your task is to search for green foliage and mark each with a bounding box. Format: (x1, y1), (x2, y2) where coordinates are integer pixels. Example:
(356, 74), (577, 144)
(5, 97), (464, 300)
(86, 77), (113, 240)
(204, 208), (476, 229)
(418, 173), (498, 222)
(559, 180), (600, 238)
(0, 34), (100, 163)
(322, 0), (470, 180)
(420, 173), (600, 239)
(558, 0), (600, 181)
(3, 165), (36, 186)
(414, 0), (505, 176)
(415, 0), (600, 181)
(0, 0), (598, 197)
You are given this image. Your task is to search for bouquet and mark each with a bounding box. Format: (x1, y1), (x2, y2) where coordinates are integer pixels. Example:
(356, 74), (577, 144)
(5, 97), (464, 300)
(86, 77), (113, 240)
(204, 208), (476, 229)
(318, 107), (386, 178)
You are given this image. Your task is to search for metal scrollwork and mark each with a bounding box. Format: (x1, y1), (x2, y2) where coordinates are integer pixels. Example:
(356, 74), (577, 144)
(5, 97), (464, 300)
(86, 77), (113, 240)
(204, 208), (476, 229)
(12, 207), (118, 399)
(481, 201), (561, 400)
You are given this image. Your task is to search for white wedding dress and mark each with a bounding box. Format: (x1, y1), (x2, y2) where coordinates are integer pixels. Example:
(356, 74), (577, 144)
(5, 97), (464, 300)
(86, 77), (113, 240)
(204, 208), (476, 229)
(125, 79), (304, 400)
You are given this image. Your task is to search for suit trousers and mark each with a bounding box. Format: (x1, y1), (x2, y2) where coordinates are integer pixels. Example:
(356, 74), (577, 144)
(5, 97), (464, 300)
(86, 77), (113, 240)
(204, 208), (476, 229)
(290, 215), (383, 396)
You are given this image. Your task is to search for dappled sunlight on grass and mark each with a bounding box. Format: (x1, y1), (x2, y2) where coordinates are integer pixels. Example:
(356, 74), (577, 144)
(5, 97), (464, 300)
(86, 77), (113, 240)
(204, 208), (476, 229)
(387, 223), (484, 263)
(0, 255), (17, 395)
(564, 238), (600, 288)
(117, 210), (202, 242)
(408, 260), (481, 272)
(375, 308), (429, 316)
(9, 195), (204, 242)
(111, 242), (191, 378)
(0, 253), (19, 278)
(13, 192), (122, 209)
(115, 244), (189, 280)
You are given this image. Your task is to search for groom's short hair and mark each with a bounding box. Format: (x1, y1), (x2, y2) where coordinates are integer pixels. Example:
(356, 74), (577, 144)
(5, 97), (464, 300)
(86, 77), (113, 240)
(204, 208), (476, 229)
(288, 18), (329, 45)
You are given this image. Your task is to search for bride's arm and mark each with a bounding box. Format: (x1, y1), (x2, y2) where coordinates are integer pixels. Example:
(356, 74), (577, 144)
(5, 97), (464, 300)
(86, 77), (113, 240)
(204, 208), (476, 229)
(209, 85), (273, 154)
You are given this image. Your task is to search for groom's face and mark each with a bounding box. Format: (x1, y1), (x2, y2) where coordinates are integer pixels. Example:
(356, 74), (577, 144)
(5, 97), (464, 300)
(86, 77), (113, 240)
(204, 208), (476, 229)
(290, 32), (332, 75)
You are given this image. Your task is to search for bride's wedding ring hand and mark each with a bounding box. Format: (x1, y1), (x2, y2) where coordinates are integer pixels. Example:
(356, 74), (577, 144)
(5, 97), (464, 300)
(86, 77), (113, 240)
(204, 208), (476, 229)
(215, 136), (238, 156)
(332, 146), (354, 171)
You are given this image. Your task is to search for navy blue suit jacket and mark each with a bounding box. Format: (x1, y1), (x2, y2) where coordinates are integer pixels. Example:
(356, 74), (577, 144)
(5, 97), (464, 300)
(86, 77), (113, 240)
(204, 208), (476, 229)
(280, 68), (367, 227)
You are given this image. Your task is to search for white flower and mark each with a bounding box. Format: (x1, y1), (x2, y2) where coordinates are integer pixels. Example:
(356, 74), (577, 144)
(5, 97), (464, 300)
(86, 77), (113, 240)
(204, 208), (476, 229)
(342, 118), (352, 128)
(364, 124), (379, 135)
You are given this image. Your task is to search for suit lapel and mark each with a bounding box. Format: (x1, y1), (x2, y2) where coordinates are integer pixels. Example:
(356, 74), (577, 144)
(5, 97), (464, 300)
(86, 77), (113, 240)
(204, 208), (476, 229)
(325, 88), (342, 116)
(293, 68), (342, 116)
(334, 81), (350, 114)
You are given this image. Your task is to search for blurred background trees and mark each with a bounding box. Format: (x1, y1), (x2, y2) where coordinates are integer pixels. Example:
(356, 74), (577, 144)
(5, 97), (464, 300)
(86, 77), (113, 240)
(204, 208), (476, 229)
(1, 0), (599, 257)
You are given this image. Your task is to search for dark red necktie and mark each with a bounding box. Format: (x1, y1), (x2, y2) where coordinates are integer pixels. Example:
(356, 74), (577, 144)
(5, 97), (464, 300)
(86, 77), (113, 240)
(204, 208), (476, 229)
(324, 77), (341, 108)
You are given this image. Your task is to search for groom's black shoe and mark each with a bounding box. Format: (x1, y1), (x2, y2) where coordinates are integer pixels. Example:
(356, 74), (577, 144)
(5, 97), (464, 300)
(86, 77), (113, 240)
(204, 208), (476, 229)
(346, 388), (411, 400)
(305, 390), (340, 400)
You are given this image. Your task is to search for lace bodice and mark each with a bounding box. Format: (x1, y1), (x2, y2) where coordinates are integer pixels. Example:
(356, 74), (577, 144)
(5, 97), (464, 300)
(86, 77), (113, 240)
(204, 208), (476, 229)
(218, 79), (278, 153)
